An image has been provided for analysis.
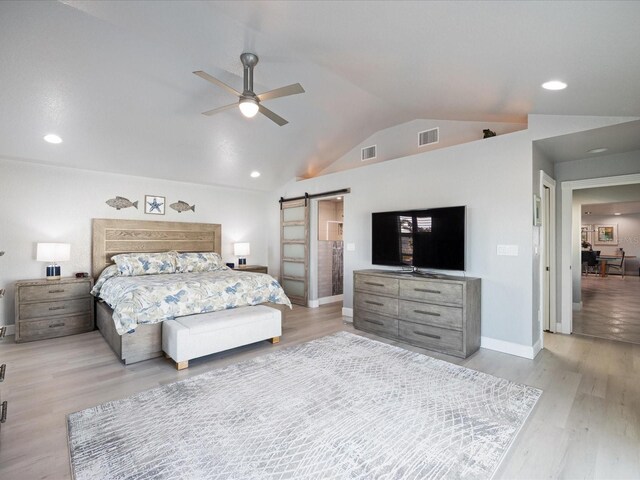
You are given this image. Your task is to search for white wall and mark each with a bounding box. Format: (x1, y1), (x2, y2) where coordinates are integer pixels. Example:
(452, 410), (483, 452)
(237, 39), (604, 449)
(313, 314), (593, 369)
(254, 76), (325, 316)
(0, 158), (269, 327)
(319, 118), (526, 176)
(271, 130), (535, 348)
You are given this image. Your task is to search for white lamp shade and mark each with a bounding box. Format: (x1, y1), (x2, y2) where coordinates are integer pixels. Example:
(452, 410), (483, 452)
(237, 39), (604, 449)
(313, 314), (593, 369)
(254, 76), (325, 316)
(37, 243), (71, 262)
(233, 242), (250, 256)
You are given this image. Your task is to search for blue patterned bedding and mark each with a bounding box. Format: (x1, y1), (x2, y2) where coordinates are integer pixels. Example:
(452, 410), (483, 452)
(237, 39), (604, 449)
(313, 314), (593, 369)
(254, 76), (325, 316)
(92, 267), (292, 335)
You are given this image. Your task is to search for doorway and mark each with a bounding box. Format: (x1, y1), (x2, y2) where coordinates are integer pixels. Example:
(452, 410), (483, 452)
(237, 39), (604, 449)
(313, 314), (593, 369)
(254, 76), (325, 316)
(560, 172), (640, 334)
(315, 197), (344, 306)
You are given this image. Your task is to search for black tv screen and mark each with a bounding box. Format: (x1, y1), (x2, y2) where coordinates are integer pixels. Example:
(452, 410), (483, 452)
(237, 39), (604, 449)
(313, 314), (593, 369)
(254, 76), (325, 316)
(372, 206), (465, 271)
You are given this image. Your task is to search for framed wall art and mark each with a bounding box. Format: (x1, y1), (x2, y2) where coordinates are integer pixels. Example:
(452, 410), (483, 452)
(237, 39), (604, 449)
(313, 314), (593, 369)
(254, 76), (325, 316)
(144, 195), (165, 215)
(594, 224), (618, 246)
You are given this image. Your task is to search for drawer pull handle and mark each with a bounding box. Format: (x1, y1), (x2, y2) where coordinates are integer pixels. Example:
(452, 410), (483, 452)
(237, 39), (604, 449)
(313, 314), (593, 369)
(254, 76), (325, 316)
(364, 319), (384, 326)
(413, 330), (441, 340)
(0, 400), (7, 423)
(414, 310), (440, 317)
(365, 300), (384, 307)
(49, 322), (65, 328)
(364, 282), (385, 287)
(0, 363), (5, 382)
(49, 289), (65, 293)
(415, 288), (441, 294)
(49, 306), (65, 311)
(0, 326), (5, 338)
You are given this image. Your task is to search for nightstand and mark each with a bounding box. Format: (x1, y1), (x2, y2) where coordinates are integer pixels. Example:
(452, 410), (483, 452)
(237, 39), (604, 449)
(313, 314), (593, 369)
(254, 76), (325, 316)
(233, 265), (268, 274)
(14, 277), (95, 343)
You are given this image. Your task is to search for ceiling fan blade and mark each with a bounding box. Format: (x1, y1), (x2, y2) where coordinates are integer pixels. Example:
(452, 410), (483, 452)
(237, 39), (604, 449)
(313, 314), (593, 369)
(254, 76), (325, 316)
(193, 71), (241, 97)
(257, 83), (305, 102)
(258, 104), (288, 126)
(201, 102), (237, 116)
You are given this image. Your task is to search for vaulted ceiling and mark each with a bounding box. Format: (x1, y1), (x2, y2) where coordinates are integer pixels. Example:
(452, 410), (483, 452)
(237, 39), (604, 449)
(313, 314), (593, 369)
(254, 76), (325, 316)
(1, 1), (639, 191)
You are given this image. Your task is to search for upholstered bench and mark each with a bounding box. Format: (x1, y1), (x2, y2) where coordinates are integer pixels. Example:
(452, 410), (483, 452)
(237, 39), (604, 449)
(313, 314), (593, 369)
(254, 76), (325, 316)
(162, 305), (282, 370)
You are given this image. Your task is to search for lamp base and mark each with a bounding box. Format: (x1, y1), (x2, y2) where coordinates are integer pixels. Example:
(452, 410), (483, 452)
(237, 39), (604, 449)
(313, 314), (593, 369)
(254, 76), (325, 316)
(46, 265), (61, 280)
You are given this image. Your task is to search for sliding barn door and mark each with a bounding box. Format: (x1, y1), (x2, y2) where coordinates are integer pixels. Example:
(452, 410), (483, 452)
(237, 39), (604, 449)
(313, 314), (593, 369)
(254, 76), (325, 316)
(280, 199), (309, 306)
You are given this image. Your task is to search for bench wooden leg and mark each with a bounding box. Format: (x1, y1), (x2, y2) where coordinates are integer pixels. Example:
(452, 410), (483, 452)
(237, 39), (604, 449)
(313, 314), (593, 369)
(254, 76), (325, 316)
(270, 336), (280, 344)
(176, 360), (189, 370)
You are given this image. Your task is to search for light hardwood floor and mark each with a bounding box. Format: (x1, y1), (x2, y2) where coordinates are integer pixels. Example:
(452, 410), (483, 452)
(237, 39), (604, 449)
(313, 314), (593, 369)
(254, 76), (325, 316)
(573, 275), (640, 344)
(1, 303), (639, 479)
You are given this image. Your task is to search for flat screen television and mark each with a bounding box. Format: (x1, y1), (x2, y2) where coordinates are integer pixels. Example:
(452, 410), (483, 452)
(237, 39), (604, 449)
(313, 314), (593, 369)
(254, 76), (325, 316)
(371, 206), (465, 271)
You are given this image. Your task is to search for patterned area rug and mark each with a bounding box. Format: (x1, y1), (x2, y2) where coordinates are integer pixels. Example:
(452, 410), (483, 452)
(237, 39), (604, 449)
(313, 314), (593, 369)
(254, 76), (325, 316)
(67, 332), (541, 479)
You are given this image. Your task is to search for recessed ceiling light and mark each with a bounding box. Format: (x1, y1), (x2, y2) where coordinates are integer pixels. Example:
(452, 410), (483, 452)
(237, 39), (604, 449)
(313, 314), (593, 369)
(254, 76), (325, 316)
(541, 80), (567, 91)
(43, 134), (62, 144)
(587, 148), (608, 154)
(336, 196), (342, 200)
(614, 212), (622, 216)
(250, 171), (260, 178)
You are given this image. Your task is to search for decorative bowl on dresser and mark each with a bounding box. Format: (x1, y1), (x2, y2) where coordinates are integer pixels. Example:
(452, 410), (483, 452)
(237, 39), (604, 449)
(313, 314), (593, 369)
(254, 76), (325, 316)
(353, 270), (481, 358)
(14, 277), (95, 343)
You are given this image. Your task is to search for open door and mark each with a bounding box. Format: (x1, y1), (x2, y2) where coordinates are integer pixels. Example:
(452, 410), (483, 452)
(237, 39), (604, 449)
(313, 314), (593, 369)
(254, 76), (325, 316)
(280, 199), (309, 306)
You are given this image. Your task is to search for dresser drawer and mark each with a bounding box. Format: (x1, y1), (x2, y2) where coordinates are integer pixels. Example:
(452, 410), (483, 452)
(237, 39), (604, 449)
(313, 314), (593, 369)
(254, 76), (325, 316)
(19, 297), (92, 320)
(399, 321), (463, 356)
(355, 274), (399, 296)
(17, 314), (93, 342)
(19, 281), (91, 302)
(399, 300), (463, 330)
(354, 311), (398, 338)
(355, 292), (398, 317)
(399, 279), (462, 306)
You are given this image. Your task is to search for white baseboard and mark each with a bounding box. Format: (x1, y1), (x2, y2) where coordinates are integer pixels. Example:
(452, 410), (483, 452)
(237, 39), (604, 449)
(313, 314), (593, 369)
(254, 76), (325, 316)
(532, 338), (542, 358)
(480, 336), (537, 359)
(572, 301), (583, 311)
(1, 324), (15, 336)
(308, 295), (344, 308)
(342, 307), (353, 317)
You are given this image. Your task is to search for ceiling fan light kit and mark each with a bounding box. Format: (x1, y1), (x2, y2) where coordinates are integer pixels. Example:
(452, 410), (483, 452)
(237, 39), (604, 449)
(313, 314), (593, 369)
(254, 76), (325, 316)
(239, 97), (259, 118)
(194, 52), (305, 126)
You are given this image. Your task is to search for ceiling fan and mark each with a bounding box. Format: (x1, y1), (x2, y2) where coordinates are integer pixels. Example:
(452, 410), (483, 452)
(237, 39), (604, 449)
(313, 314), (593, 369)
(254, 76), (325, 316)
(194, 53), (305, 126)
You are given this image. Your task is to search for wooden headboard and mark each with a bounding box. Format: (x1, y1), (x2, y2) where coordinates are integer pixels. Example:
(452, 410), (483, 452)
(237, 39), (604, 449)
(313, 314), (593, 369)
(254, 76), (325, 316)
(92, 219), (222, 279)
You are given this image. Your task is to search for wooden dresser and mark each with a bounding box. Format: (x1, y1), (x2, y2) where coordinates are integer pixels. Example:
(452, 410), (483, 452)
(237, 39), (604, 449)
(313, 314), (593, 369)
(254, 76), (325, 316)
(14, 277), (95, 343)
(353, 270), (481, 358)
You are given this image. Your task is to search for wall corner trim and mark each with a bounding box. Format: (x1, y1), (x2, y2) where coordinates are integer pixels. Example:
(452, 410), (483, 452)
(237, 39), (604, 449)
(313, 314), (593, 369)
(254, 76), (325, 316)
(480, 336), (536, 359)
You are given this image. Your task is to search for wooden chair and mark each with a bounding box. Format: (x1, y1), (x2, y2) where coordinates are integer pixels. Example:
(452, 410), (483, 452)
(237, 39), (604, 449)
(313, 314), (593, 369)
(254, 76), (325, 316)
(606, 251), (625, 278)
(581, 251), (598, 276)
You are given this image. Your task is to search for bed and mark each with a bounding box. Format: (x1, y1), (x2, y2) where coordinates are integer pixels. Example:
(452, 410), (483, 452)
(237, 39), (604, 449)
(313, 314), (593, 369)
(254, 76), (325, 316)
(92, 218), (290, 364)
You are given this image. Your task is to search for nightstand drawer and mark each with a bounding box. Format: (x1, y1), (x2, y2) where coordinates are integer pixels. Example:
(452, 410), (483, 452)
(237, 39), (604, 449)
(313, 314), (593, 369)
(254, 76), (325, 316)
(19, 281), (91, 302)
(17, 314), (93, 342)
(355, 292), (398, 317)
(19, 298), (92, 320)
(355, 275), (399, 296)
(399, 279), (463, 306)
(399, 300), (463, 330)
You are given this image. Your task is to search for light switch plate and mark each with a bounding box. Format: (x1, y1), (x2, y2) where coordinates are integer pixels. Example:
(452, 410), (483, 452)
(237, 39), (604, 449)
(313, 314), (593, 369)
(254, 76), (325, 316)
(346, 243), (356, 251)
(497, 244), (519, 256)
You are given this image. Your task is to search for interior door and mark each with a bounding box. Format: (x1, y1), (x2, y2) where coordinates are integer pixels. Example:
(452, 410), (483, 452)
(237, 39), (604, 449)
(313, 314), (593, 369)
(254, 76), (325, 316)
(280, 199), (309, 306)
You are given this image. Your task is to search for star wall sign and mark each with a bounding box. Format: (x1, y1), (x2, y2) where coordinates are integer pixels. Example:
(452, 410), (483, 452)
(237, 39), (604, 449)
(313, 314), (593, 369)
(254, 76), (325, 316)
(144, 195), (165, 215)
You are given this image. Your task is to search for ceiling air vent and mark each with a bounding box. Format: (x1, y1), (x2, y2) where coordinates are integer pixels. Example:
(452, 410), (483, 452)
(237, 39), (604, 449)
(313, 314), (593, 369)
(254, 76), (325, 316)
(419, 128), (439, 147)
(361, 145), (377, 161)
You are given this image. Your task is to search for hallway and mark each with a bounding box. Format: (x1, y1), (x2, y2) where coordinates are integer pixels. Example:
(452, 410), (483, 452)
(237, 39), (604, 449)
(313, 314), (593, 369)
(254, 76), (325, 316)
(573, 275), (640, 344)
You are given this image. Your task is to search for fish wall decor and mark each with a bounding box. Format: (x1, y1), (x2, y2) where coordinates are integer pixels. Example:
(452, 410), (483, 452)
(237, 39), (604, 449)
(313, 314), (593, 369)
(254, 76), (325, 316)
(169, 200), (196, 213)
(106, 196), (138, 210)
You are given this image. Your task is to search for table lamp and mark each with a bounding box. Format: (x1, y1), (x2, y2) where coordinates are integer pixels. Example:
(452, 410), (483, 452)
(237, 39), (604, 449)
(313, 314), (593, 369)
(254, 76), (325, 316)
(233, 242), (250, 266)
(37, 243), (70, 280)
